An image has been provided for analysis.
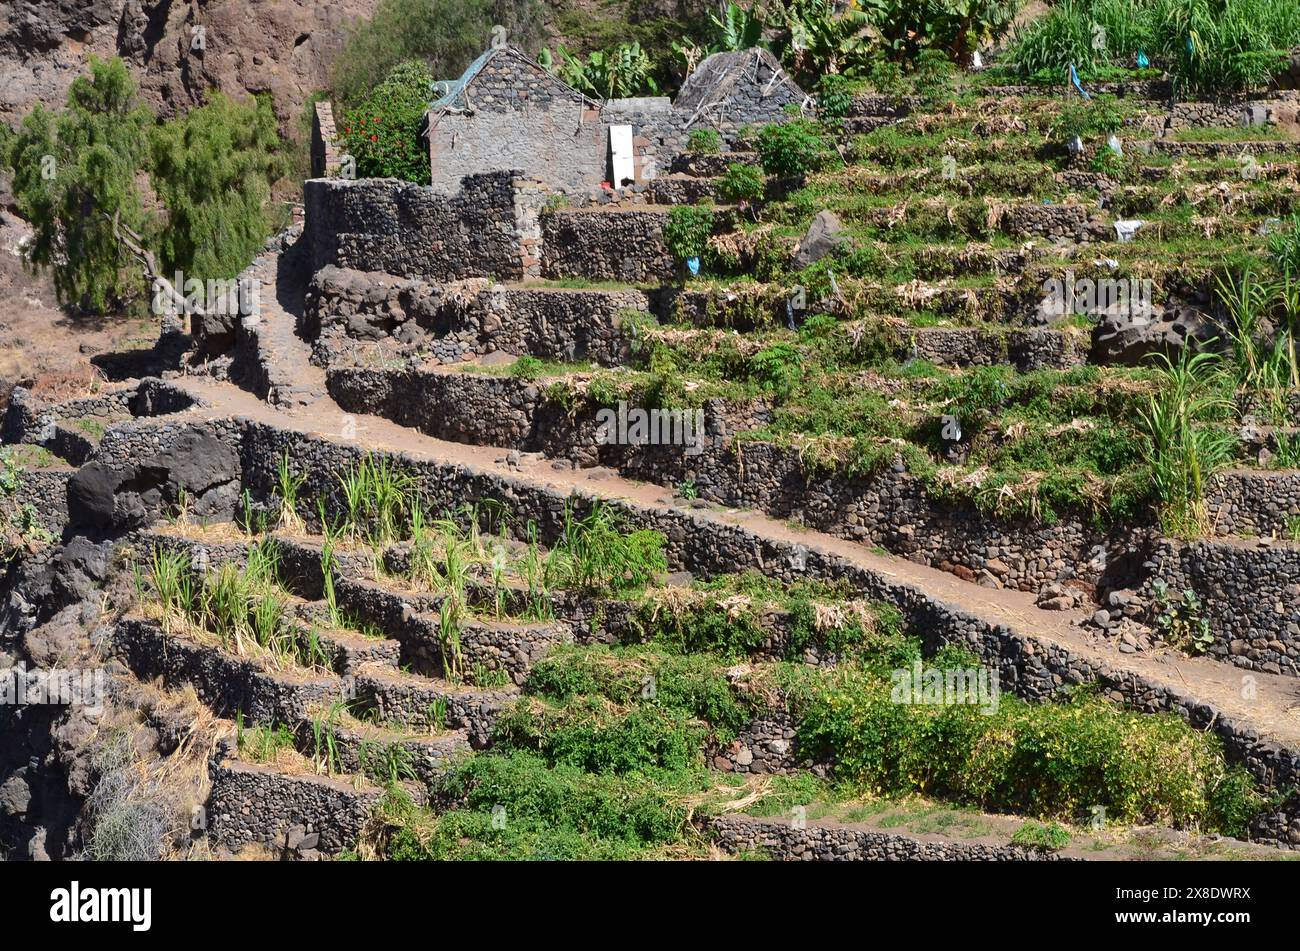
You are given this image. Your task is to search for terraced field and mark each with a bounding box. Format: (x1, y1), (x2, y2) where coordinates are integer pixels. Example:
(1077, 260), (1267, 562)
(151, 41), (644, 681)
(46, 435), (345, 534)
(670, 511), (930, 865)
(4, 61), (1300, 868)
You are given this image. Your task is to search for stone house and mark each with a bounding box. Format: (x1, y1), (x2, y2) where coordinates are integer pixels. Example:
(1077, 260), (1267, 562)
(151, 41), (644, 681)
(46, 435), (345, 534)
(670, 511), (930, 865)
(424, 45), (809, 194)
(424, 47), (605, 194)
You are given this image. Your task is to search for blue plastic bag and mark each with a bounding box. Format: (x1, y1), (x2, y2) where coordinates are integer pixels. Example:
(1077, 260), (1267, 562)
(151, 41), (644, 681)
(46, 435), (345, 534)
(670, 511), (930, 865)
(686, 256), (700, 276)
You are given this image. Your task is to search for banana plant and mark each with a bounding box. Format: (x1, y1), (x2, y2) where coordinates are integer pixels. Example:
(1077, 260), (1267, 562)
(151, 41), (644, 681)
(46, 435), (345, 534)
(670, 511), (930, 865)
(545, 41), (660, 99)
(710, 2), (766, 51)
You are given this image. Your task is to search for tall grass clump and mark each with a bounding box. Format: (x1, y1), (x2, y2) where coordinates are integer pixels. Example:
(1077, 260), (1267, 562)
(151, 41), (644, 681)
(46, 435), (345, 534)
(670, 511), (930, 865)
(545, 502), (667, 595)
(1138, 347), (1235, 535)
(1009, 0), (1300, 93)
(137, 540), (318, 669)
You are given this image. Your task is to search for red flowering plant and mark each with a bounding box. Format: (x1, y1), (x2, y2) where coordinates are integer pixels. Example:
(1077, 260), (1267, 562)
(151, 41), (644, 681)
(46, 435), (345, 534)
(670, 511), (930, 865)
(337, 60), (432, 182)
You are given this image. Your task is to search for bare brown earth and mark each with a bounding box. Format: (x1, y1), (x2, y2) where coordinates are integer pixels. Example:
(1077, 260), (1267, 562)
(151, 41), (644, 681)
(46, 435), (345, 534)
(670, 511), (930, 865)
(0, 206), (156, 408)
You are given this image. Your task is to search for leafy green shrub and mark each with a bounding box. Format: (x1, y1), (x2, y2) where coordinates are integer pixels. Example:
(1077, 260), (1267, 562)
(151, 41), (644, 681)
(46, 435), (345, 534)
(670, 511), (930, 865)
(912, 46), (957, 101)
(864, 57), (907, 97)
(747, 342), (805, 399)
(522, 645), (759, 744)
(716, 162), (766, 206)
(339, 60), (433, 182)
(495, 696), (706, 773)
(150, 93), (284, 280)
(817, 73), (856, 120)
(793, 668), (1261, 831)
(686, 128), (722, 154)
(1011, 820), (1071, 851)
(1053, 96), (1126, 141)
(756, 119), (831, 177)
(663, 203), (715, 263)
(380, 753), (698, 860)
(879, 0), (1021, 66)
(508, 355), (547, 381)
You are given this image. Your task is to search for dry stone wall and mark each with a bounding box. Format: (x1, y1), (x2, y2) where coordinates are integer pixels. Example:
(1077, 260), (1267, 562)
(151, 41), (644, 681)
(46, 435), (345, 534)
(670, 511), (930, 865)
(323, 366), (1125, 593)
(305, 265), (646, 366)
(709, 815), (1078, 861)
(1140, 538), (1300, 677)
(303, 173), (546, 282)
(541, 208), (676, 282)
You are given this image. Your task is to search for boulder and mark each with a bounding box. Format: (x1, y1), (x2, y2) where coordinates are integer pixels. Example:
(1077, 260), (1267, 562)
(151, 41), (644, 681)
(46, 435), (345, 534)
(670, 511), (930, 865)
(1089, 300), (1216, 366)
(67, 429), (240, 532)
(793, 210), (848, 269)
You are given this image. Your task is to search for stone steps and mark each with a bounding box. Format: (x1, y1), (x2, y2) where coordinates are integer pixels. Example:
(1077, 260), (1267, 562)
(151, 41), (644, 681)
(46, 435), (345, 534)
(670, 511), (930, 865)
(205, 758), (383, 857)
(292, 707), (470, 789)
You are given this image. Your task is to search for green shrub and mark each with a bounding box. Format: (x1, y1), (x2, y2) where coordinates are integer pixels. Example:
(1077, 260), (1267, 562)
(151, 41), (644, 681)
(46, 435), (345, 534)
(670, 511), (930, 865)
(5, 56), (153, 313)
(1011, 820), (1071, 851)
(817, 73), (855, 120)
(716, 162), (766, 206)
(756, 119), (831, 177)
(1053, 95), (1126, 141)
(912, 47), (957, 101)
(663, 203), (715, 263)
(339, 60), (433, 182)
(793, 667), (1261, 830)
(686, 128), (722, 154)
(381, 753), (699, 860)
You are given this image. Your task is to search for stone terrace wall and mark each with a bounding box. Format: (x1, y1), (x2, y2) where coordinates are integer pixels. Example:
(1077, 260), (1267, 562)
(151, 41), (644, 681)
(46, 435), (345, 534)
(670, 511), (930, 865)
(710, 815), (1076, 861)
(541, 208), (676, 282)
(207, 760), (380, 854)
(1140, 538), (1300, 677)
(11, 468), (72, 538)
(303, 173), (547, 282)
(1206, 470), (1300, 537)
(304, 265), (647, 367)
(323, 367), (1127, 594)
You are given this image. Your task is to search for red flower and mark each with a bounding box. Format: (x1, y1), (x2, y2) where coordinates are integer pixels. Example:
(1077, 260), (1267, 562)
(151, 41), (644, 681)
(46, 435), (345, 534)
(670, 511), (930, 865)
(373, 116), (381, 122)
(370, 134), (378, 141)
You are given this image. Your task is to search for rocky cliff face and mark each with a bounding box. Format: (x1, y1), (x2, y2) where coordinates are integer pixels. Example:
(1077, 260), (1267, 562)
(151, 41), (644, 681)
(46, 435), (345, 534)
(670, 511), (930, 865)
(0, 0), (379, 131)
